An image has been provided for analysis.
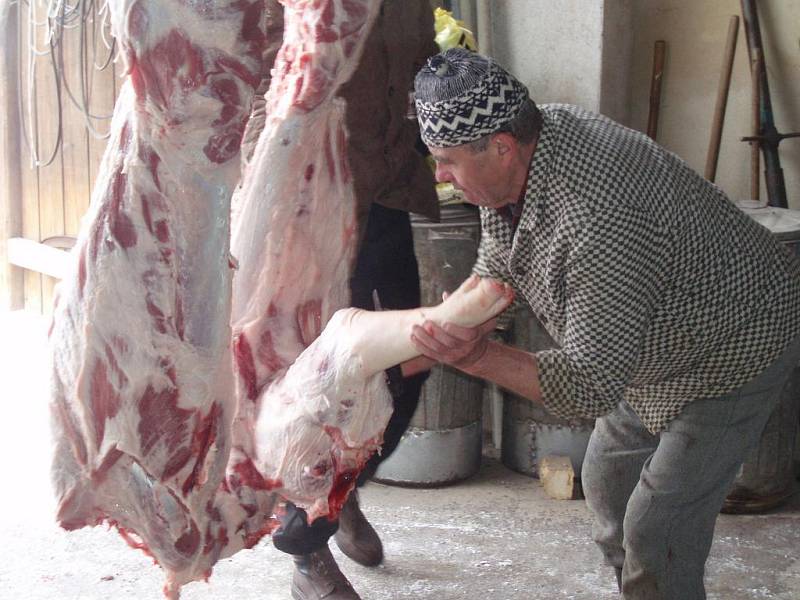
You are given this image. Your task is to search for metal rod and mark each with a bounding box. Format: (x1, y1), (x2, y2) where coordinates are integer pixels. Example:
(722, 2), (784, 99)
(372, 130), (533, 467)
(740, 0), (792, 208)
(458, 0), (475, 39)
(704, 15), (739, 183)
(476, 0), (492, 56)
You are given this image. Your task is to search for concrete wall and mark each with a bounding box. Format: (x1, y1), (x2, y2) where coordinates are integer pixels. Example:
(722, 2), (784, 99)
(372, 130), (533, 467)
(491, 1), (606, 112)
(484, 0), (800, 207)
(629, 0), (800, 206)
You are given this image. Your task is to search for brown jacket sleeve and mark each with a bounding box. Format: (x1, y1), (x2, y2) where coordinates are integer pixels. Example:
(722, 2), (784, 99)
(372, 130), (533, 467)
(240, 0), (440, 236)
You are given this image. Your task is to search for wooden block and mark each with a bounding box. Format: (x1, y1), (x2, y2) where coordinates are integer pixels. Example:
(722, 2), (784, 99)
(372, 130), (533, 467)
(539, 455), (576, 501)
(7, 237), (70, 279)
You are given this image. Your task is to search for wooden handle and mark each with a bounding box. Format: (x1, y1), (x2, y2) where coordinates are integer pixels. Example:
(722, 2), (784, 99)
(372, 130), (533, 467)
(750, 48), (762, 200)
(647, 40), (667, 140)
(704, 15), (740, 182)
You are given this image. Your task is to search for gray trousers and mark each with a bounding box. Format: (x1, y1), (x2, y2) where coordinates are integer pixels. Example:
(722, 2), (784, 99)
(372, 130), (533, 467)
(581, 335), (800, 600)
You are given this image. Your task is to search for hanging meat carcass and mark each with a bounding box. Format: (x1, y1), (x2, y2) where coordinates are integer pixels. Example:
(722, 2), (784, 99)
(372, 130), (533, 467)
(47, 0), (387, 595)
(226, 0), (385, 523)
(48, 0), (271, 596)
(224, 0), (513, 523)
(47, 0), (513, 596)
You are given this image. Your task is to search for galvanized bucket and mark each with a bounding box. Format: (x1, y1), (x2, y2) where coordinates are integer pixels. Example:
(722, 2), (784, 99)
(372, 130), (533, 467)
(375, 204), (485, 486)
(501, 307), (595, 478)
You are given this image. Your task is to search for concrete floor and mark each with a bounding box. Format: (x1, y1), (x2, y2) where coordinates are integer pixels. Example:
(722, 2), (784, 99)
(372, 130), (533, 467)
(1, 310), (799, 600)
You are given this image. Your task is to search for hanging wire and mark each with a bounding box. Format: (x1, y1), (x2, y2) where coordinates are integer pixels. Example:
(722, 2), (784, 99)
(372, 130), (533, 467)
(16, 0), (117, 168)
(56, 0), (115, 139)
(16, 0), (63, 168)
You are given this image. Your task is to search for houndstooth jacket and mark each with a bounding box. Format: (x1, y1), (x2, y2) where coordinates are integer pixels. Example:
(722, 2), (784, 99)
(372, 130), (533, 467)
(473, 104), (800, 433)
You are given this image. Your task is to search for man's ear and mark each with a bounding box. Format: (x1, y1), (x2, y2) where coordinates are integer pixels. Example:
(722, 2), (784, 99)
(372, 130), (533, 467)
(494, 132), (515, 158)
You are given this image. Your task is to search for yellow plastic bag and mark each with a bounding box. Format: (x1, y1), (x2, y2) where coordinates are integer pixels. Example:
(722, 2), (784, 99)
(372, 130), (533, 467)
(433, 8), (477, 52)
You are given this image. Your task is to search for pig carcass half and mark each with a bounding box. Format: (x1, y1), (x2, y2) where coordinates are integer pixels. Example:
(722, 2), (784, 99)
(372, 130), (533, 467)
(226, 0), (389, 523)
(48, 0), (388, 596)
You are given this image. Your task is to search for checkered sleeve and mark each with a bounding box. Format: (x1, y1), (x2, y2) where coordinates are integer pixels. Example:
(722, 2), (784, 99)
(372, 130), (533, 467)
(472, 222), (520, 331)
(537, 204), (668, 419)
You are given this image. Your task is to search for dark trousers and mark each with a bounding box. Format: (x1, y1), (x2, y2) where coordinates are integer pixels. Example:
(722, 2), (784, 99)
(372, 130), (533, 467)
(273, 203), (427, 556)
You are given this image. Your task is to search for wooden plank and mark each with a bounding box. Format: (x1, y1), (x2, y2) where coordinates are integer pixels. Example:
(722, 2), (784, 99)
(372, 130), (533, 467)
(7, 237), (71, 280)
(87, 6), (117, 193)
(34, 0), (66, 314)
(18, 0), (43, 314)
(62, 6), (92, 238)
(0, 0), (24, 310)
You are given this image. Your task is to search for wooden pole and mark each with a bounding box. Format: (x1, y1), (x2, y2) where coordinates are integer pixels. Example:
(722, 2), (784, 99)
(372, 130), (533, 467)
(646, 40), (666, 140)
(0, 0), (24, 310)
(750, 49), (762, 201)
(704, 15), (739, 182)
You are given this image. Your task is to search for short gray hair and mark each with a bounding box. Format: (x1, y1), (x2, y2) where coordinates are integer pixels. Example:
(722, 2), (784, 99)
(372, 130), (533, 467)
(465, 98), (542, 153)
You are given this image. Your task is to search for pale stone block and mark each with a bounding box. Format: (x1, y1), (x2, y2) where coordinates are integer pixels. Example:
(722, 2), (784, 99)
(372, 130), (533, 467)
(539, 455), (576, 501)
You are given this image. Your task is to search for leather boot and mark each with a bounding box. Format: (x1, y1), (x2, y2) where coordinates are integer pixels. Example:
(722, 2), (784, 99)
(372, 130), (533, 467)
(291, 546), (361, 600)
(334, 490), (383, 567)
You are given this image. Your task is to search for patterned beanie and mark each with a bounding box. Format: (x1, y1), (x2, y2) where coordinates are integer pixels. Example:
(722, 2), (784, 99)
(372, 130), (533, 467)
(414, 48), (530, 148)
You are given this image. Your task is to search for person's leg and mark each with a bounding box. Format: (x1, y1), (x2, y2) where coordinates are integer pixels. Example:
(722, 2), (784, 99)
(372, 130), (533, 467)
(273, 503), (359, 600)
(277, 204), (427, 597)
(335, 204), (428, 564)
(582, 401), (659, 590)
(621, 336), (800, 600)
(273, 504), (339, 556)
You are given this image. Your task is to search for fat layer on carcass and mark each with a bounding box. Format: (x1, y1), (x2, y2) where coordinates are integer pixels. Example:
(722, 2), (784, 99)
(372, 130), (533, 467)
(48, 0), (269, 596)
(49, 0), (388, 596)
(228, 0), (391, 523)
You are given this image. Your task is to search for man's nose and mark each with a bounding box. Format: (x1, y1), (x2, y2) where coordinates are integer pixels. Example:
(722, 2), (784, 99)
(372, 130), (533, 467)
(435, 163), (452, 183)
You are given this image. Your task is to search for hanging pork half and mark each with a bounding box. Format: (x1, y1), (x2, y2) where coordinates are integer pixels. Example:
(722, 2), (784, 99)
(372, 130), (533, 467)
(48, 0), (270, 596)
(48, 0), (512, 596)
(226, 0), (513, 523)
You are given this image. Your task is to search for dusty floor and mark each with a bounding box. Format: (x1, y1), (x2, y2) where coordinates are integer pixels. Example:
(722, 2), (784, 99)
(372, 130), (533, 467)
(1, 310), (798, 600)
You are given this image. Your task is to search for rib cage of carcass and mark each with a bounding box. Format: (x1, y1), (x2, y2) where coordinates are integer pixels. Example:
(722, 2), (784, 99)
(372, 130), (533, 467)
(48, 0), (385, 597)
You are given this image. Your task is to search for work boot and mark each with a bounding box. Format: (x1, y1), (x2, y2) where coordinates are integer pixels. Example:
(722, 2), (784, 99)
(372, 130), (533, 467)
(334, 490), (384, 567)
(291, 546), (361, 600)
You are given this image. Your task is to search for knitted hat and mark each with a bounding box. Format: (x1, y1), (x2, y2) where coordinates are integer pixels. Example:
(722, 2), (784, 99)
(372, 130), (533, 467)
(414, 48), (529, 148)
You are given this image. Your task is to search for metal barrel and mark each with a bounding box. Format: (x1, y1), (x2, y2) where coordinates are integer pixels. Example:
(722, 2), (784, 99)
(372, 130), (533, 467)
(375, 204), (485, 486)
(723, 206), (800, 513)
(501, 307), (595, 478)
(723, 366), (800, 513)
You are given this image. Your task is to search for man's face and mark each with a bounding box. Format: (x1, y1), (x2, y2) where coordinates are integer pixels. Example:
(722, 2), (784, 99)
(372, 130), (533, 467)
(429, 139), (513, 209)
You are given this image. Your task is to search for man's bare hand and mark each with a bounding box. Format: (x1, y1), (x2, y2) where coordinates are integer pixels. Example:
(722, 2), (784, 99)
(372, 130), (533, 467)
(410, 318), (497, 370)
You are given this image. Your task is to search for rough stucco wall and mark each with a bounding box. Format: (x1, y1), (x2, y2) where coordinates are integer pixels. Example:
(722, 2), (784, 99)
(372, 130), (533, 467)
(630, 0), (799, 206)
(491, 0), (604, 111)
(600, 0), (634, 125)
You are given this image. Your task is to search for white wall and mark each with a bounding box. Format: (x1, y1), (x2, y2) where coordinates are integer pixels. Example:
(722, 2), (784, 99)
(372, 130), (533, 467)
(485, 0), (800, 207)
(629, 0), (800, 206)
(491, 1), (606, 112)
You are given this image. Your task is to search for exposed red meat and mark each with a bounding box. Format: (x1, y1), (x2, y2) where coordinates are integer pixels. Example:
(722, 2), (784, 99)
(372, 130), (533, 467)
(49, 0), (270, 596)
(49, 0), (384, 596)
(228, 0), (386, 523)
